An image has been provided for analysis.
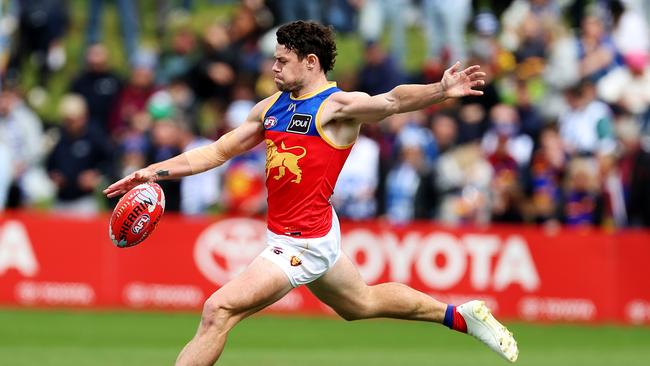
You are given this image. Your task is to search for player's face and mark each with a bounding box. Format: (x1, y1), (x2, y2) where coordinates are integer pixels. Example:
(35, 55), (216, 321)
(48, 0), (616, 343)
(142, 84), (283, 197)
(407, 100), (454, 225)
(272, 44), (308, 93)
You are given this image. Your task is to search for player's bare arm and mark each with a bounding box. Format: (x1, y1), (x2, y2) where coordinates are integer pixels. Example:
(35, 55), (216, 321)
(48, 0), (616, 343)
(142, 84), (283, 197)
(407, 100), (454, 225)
(327, 62), (485, 126)
(103, 95), (275, 199)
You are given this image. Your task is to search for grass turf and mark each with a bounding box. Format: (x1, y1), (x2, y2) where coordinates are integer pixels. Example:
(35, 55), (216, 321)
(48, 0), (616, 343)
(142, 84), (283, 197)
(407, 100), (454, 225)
(1, 308), (649, 366)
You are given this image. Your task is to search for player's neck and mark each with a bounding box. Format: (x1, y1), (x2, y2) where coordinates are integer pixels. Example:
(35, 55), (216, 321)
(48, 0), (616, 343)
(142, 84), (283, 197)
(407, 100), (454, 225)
(291, 74), (330, 99)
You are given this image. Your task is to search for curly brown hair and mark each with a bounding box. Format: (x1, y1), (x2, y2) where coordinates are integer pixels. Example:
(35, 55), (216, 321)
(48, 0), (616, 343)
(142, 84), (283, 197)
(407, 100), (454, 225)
(276, 21), (338, 73)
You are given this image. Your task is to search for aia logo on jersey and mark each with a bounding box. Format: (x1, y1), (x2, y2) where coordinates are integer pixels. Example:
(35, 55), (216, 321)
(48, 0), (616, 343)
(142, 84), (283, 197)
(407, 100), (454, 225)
(264, 116), (277, 129)
(286, 113), (312, 134)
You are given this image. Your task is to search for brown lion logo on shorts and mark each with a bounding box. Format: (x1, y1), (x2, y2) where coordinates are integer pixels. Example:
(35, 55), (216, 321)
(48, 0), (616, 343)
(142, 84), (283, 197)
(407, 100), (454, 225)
(290, 256), (302, 266)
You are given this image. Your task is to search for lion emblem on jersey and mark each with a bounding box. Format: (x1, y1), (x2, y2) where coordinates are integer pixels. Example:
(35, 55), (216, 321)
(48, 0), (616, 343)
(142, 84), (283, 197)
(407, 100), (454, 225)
(265, 139), (307, 183)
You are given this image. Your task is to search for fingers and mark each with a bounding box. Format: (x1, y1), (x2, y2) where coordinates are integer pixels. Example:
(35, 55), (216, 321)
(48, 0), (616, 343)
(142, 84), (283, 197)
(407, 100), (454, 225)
(470, 71), (487, 80)
(102, 174), (135, 197)
(463, 65), (481, 75)
(447, 61), (461, 74)
(472, 80), (486, 88)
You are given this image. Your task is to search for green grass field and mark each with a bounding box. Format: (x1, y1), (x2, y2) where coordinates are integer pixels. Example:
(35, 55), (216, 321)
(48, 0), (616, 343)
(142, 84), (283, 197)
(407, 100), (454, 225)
(1, 308), (649, 366)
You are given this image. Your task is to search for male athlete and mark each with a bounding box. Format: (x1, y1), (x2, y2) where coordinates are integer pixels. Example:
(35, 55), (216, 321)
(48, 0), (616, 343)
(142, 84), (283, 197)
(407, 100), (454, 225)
(105, 21), (518, 365)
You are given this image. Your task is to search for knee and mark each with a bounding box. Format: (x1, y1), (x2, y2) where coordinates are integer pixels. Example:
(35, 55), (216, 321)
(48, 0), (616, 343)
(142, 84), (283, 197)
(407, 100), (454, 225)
(200, 297), (238, 331)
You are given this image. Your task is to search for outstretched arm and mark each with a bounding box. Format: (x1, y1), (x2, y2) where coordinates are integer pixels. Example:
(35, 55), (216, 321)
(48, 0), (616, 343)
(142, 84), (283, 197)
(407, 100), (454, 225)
(330, 62), (485, 123)
(103, 96), (271, 198)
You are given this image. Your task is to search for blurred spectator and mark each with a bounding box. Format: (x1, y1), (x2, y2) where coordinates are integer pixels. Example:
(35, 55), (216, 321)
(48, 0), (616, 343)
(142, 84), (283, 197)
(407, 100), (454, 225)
(229, 1), (272, 73)
(468, 10), (509, 71)
(358, 41), (405, 96)
(609, 0), (649, 57)
(222, 146), (266, 215)
(177, 119), (221, 215)
(513, 78), (544, 140)
(481, 104), (534, 167)
(488, 137), (526, 223)
(500, 0), (560, 53)
(597, 51), (650, 116)
(323, 0), (357, 34)
(46, 95), (112, 214)
(542, 21), (580, 119)
(385, 126), (431, 224)
(86, 0), (140, 63)
(561, 157), (604, 226)
(156, 25), (198, 86)
(0, 1), (17, 90)
(224, 81), (256, 129)
(8, 0), (69, 87)
(598, 150), (627, 228)
(0, 87), (51, 208)
(435, 143), (492, 225)
(559, 80), (616, 155)
(70, 43), (123, 134)
(527, 124), (567, 224)
(333, 132), (380, 220)
(154, 0), (193, 41)
(577, 13), (623, 81)
(430, 112), (458, 154)
(109, 49), (158, 138)
(271, 0), (321, 24)
(357, 0), (408, 67)
(186, 23), (238, 104)
(421, 0), (472, 65)
(618, 117), (650, 227)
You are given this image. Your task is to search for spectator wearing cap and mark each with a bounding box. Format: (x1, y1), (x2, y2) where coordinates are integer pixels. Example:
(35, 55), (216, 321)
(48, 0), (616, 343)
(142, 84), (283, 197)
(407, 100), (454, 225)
(46, 94), (112, 214)
(597, 51), (650, 115)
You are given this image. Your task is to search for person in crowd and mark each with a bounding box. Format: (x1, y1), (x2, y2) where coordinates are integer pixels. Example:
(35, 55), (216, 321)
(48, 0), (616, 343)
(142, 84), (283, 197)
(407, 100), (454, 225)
(109, 49), (158, 138)
(8, 0), (69, 87)
(421, 0), (472, 66)
(46, 94), (112, 214)
(559, 79), (616, 156)
(86, 0), (140, 62)
(0, 86), (50, 209)
(481, 104), (534, 167)
(333, 128), (380, 220)
(70, 43), (123, 134)
(597, 51), (650, 116)
(561, 157), (604, 226)
(156, 25), (198, 86)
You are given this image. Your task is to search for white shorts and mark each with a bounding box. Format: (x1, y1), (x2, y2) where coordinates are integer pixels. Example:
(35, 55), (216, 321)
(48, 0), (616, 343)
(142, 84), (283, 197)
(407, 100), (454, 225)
(259, 209), (341, 287)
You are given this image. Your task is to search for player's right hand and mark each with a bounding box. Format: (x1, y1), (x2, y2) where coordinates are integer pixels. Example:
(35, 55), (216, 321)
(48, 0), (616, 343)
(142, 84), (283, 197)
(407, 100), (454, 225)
(103, 168), (157, 198)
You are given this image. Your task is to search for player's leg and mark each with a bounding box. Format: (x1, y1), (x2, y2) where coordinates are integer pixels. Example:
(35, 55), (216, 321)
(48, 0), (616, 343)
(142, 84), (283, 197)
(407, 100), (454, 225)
(308, 253), (518, 362)
(308, 252), (447, 322)
(175, 256), (292, 366)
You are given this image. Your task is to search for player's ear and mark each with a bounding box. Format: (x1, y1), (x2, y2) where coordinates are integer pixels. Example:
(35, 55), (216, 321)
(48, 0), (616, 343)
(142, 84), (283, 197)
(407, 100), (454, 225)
(306, 54), (319, 71)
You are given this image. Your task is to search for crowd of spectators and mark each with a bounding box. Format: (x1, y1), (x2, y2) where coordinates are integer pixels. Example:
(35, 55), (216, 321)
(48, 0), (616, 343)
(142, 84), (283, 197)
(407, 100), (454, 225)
(1, 0), (649, 229)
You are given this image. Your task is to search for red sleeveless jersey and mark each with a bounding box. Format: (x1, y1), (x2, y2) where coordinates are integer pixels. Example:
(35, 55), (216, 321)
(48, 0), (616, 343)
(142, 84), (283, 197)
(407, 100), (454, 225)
(261, 83), (352, 238)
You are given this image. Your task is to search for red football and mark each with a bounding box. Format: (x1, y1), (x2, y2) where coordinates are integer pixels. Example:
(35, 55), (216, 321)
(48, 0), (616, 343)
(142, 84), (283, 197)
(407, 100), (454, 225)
(109, 182), (165, 248)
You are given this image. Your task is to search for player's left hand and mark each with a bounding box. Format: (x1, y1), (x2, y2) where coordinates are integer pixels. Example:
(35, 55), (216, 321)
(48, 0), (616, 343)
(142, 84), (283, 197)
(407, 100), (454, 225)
(441, 62), (486, 98)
